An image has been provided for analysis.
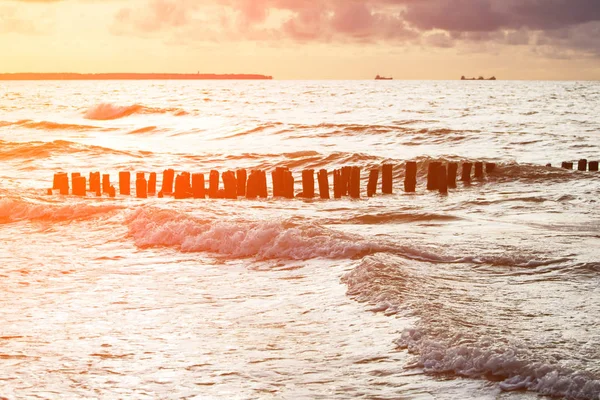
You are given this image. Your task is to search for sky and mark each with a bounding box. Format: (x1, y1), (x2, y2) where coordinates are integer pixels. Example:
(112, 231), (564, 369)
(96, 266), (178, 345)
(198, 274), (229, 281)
(1, 0), (600, 79)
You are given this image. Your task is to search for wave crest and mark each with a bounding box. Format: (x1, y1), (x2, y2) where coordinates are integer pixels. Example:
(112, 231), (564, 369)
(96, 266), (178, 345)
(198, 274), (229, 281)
(0, 198), (122, 223)
(84, 103), (188, 120)
(126, 208), (395, 260)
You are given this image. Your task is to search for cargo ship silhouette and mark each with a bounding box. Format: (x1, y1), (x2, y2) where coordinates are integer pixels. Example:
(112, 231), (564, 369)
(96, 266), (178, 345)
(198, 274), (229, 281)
(461, 76), (496, 80)
(375, 74), (393, 80)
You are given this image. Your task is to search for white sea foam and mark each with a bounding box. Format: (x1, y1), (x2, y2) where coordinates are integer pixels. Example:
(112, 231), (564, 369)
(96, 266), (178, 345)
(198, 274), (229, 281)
(126, 208), (396, 260)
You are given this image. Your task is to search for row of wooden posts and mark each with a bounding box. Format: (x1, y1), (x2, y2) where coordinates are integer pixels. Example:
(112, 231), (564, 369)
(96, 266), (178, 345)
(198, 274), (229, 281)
(559, 159), (599, 171)
(49, 161), (497, 199)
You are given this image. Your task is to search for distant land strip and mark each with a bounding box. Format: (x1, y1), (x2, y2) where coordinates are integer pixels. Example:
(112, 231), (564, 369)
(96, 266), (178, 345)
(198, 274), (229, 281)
(0, 73), (273, 80)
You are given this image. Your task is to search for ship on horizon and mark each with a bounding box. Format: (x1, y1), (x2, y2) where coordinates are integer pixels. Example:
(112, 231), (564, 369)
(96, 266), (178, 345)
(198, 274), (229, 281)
(461, 75), (496, 81)
(375, 74), (393, 80)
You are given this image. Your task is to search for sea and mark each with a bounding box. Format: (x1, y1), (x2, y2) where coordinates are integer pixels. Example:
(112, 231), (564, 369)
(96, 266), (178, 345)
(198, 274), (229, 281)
(0, 80), (599, 400)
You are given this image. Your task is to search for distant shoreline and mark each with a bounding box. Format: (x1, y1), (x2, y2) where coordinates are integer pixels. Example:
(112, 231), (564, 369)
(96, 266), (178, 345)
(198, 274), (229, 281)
(0, 73), (273, 81)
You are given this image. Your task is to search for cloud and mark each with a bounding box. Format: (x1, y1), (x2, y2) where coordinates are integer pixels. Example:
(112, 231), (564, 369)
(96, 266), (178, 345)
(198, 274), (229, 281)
(108, 0), (600, 57)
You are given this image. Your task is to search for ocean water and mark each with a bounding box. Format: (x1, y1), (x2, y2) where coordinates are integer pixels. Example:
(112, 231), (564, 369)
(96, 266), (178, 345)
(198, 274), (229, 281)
(0, 80), (599, 400)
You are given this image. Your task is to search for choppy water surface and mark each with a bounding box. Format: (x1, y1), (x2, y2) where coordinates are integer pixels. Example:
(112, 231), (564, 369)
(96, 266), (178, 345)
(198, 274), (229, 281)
(1, 80), (599, 399)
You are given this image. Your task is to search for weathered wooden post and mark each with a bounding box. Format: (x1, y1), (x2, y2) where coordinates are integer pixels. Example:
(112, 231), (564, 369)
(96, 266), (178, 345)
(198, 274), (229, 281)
(148, 172), (157, 194)
(447, 163), (458, 189)
(349, 167), (361, 198)
(485, 163), (496, 174)
(119, 171), (131, 195)
(301, 169), (315, 198)
(427, 162), (440, 190)
(174, 174), (185, 199)
(89, 172), (101, 194)
(561, 162), (573, 170)
(136, 173), (147, 199)
(73, 176), (86, 197)
(283, 169), (294, 199)
(461, 163), (472, 183)
(258, 170), (268, 198)
(272, 167), (285, 197)
(102, 174), (111, 194)
(192, 173), (205, 199)
(437, 165), (448, 194)
(236, 169), (247, 197)
(341, 166), (352, 196)
(162, 169), (175, 194)
(208, 170), (219, 199)
(367, 169), (379, 197)
(53, 172), (69, 195)
(318, 169), (330, 199)
(246, 170), (257, 199)
(333, 169), (342, 199)
(589, 161), (599, 172)
(404, 161), (417, 192)
(222, 171), (238, 199)
(382, 164), (393, 194)
(108, 185), (116, 198)
(578, 159), (588, 171)
(474, 162), (484, 179)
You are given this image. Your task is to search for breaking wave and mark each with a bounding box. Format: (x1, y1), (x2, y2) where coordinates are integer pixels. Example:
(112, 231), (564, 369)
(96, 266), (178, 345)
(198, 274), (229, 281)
(126, 208), (397, 260)
(0, 197), (122, 223)
(343, 255), (600, 400)
(84, 103), (188, 120)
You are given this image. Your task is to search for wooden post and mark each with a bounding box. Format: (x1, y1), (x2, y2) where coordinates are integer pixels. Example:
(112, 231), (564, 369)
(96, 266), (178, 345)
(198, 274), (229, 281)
(367, 169), (379, 197)
(333, 169), (342, 199)
(162, 169), (175, 194)
(283, 169), (294, 199)
(174, 174), (185, 199)
(136, 173), (147, 199)
(589, 161), (599, 172)
(108, 186), (116, 198)
(236, 169), (247, 197)
(318, 169), (330, 199)
(119, 172), (131, 195)
(148, 172), (157, 194)
(192, 173), (205, 199)
(461, 163), (472, 183)
(438, 165), (448, 194)
(102, 174), (110, 194)
(405, 162), (417, 192)
(258, 170), (268, 198)
(427, 162), (440, 190)
(341, 166), (352, 196)
(350, 167), (361, 199)
(301, 169), (315, 198)
(72, 176), (86, 197)
(382, 164), (393, 194)
(485, 163), (496, 174)
(209, 170), (219, 199)
(474, 162), (484, 179)
(578, 159), (588, 171)
(246, 170), (258, 199)
(89, 172), (100, 193)
(447, 163), (458, 189)
(272, 167), (285, 197)
(561, 162), (573, 170)
(222, 171), (237, 199)
(53, 172), (69, 195)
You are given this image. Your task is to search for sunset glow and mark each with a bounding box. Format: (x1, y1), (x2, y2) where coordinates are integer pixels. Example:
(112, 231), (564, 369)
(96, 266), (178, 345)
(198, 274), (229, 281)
(2, 0), (600, 79)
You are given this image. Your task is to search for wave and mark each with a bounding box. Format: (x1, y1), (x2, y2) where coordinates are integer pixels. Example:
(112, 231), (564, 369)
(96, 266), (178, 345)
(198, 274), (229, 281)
(0, 119), (104, 131)
(0, 197), (122, 224)
(0, 139), (145, 160)
(395, 330), (600, 399)
(84, 103), (188, 120)
(342, 255), (600, 399)
(126, 208), (397, 260)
